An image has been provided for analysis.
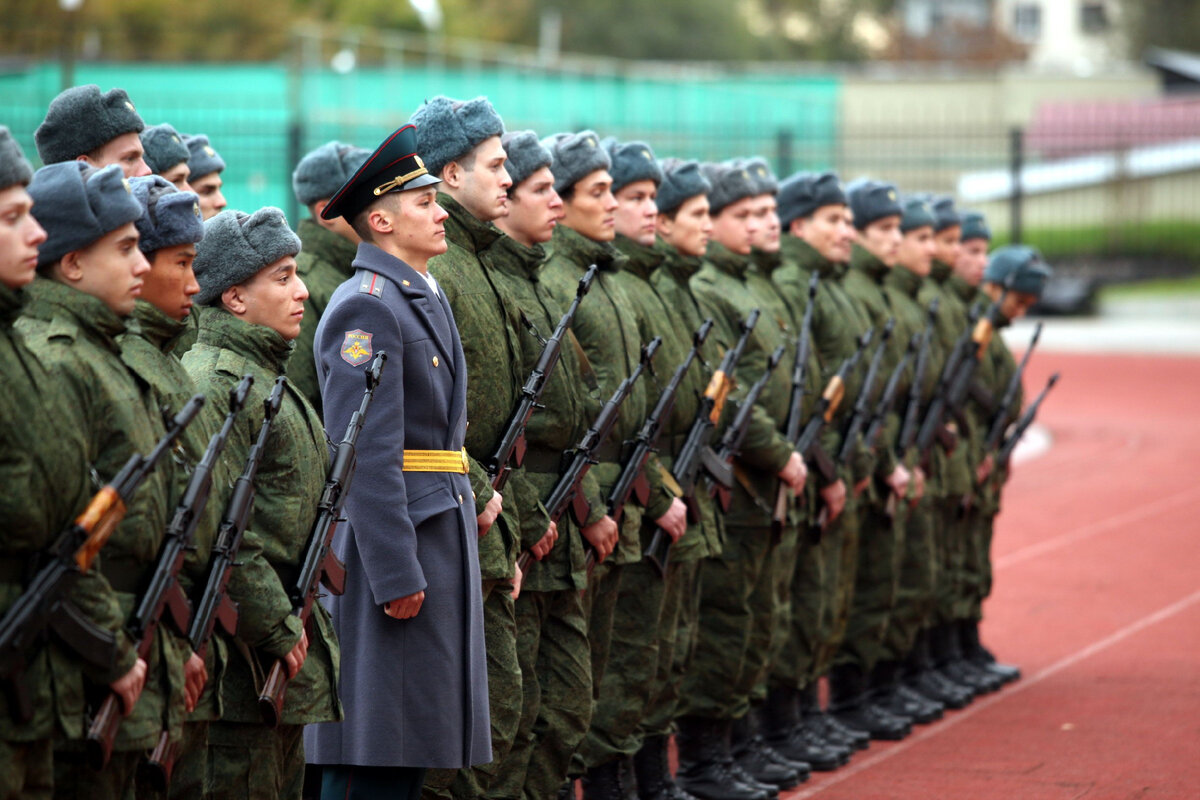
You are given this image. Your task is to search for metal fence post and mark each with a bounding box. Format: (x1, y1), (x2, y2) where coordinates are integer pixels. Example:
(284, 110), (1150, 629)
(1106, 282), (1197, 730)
(1009, 126), (1024, 245)
(776, 128), (794, 178)
(286, 31), (305, 227)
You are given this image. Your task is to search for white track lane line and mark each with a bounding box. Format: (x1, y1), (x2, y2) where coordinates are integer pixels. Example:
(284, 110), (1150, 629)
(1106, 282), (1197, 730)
(786, 586), (1200, 798)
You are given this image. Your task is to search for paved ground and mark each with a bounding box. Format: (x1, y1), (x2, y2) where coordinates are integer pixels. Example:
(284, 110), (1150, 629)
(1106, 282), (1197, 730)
(780, 349), (1200, 799)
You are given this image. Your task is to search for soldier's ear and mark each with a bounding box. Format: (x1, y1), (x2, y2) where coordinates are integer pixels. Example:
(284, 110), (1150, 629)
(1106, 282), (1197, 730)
(441, 160), (463, 190)
(221, 284), (247, 316)
(656, 213), (674, 239)
(58, 249), (86, 283)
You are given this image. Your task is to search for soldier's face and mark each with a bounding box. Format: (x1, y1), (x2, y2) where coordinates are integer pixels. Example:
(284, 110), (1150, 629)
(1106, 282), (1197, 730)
(503, 167), (562, 246)
(448, 136), (512, 223)
(897, 226), (935, 277)
(159, 161), (193, 194)
(65, 222), (149, 316)
(933, 224), (962, 266)
(748, 194), (780, 253)
(142, 243), (200, 322)
(794, 204), (853, 263)
(80, 132), (151, 178)
(613, 179), (658, 247)
(858, 215), (902, 267)
(956, 238), (989, 286)
(561, 170), (617, 242)
(986, 283), (1038, 321)
(0, 186), (47, 290)
(191, 173), (227, 219)
(710, 196), (758, 256)
(229, 256), (308, 340)
(656, 194), (711, 258)
(393, 187), (450, 262)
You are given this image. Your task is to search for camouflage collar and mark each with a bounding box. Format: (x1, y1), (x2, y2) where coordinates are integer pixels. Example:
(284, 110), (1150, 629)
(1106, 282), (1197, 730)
(195, 304), (294, 374)
(703, 240), (750, 278)
(24, 277), (127, 351)
(438, 193), (504, 256)
(750, 247), (782, 278)
(780, 235), (837, 277)
(296, 218), (358, 276)
(948, 273), (978, 304)
(652, 238), (702, 283)
(885, 261), (924, 298)
(550, 224), (626, 273)
(127, 299), (188, 353)
(0, 281), (23, 327)
(613, 234), (665, 281)
(492, 234), (547, 280)
(850, 242), (889, 284)
(930, 259), (952, 283)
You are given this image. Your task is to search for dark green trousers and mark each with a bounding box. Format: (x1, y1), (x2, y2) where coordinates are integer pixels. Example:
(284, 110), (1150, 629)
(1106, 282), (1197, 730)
(168, 720), (209, 800)
(836, 492), (906, 673)
(1, 737), (52, 800)
(207, 720), (304, 800)
(811, 496), (862, 679)
(883, 496), (938, 660)
(640, 557), (697, 737)
(53, 747), (141, 800)
(757, 525), (802, 701)
(772, 526), (829, 691)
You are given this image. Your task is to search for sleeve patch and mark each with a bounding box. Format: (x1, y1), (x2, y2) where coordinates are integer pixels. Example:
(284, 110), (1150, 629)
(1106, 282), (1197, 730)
(341, 330), (374, 366)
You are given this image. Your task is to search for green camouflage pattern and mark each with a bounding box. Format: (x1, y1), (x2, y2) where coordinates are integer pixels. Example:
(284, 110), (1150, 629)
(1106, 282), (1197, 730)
(206, 720), (304, 800)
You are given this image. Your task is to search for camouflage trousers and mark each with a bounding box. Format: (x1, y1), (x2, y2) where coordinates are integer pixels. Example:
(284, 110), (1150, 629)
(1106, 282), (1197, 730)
(835, 491), (907, 674)
(963, 510), (998, 622)
(679, 525), (775, 721)
(640, 557), (699, 737)
(771, 524), (826, 692)
(168, 720), (209, 800)
(756, 525), (802, 701)
(883, 497), (938, 661)
(53, 746), (141, 800)
(423, 579), (522, 800)
(486, 586), (591, 800)
(933, 497), (969, 625)
(578, 554), (669, 769)
(809, 498), (862, 680)
(0, 737), (52, 800)
(207, 721), (304, 800)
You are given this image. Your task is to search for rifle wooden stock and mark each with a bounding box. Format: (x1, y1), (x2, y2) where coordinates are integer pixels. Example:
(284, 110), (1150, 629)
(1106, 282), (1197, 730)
(140, 730), (181, 792)
(85, 693), (122, 770)
(73, 488), (125, 572)
(259, 658), (290, 729)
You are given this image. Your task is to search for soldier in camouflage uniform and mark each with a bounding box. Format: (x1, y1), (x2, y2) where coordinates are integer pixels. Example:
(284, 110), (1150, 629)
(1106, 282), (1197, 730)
(0, 128), (107, 800)
(183, 208), (341, 800)
(489, 130), (609, 800)
(407, 96), (529, 800)
(119, 176), (221, 800)
(885, 197), (973, 713)
(18, 161), (172, 800)
(286, 141), (369, 416)
(140, 123), (193, 193)
(574, 138), (690, 800)
(171, 134), (228, 357)
(34, 84), (151, 178)
(676, 161), (808, 800)
(840, 180), (942, 728)
(773, 172), (898, 743)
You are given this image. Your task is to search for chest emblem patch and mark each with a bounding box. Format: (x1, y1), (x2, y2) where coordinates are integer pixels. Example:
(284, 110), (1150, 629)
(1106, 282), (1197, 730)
(341, 329), (373, 366)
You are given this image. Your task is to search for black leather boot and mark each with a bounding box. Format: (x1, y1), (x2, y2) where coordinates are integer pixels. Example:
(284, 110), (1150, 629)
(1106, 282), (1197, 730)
(830, 663), (911, 741)
(675, 716), (772, 800)
(760, 687), (844, 771)
(872, 660), (943, 724)
(633, 735), (696, 800)
(961, 619), (1021, 683)
(935, 623), (1003, 694)
(800, 681), (869, 751)
(904, 628), (973, 709)
(731, 715), (799, 790)
(583, 760), (627, 800)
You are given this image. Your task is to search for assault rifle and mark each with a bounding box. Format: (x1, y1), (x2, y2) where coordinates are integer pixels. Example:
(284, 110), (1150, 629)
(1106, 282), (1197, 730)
(517, 339), (660, 574)
(707, 344), (786, 513)
(259, 353), (386, 728)
(996, 373), (1059, 468)
(608, 320), (712, 530)
(915, 298), (990, 456)
(984, 322), (1043, 453)
(645, 310), (759, 574)
(486, 266), (596, 493)
(770, 273), (818, 537)
(183, 377), (287, 674)
(0, 396), (204, 726)
(838, 319), (895, 464)
(863, 333), (920, 454)
(897, 299), (940, 455)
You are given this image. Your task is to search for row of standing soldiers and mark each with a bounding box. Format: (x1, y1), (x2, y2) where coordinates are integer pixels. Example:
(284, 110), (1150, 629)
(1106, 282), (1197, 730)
(0, 85), (1054, 800)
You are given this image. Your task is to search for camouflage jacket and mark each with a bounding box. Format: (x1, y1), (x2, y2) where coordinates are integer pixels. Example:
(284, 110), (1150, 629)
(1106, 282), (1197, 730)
(489, 233), (603, 592)
(182, 307), (341, 725)
(18, 278), (177, 748)
(542, 224), (662, 566)
(289, 218), (359, 416)
(0, 282), (91, 741)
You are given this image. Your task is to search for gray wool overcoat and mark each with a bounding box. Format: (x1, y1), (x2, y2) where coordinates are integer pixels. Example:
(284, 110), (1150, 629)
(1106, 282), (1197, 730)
(304, 242), (491, 768)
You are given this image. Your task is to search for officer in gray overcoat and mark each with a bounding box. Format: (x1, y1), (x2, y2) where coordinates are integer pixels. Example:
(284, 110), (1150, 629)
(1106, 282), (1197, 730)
(304, 124), (491, 800)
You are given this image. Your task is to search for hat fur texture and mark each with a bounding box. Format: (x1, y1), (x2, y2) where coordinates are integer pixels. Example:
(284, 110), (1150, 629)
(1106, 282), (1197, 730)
(29, 162), (144, 267)
(35, 85), (145, 165)
(193, 207), (301, 304)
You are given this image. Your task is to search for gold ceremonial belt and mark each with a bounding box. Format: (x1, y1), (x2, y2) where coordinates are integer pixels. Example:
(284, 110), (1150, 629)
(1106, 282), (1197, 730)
(402, 448), (470, 474)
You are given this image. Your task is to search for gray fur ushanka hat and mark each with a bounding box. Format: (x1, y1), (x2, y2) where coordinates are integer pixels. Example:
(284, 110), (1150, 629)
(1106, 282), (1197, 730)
(703, 162), (758, 216)
(500, 130), (553, 188)
(410, 95), (505, 178)
(193, 207), (301, 304)
(542, 131), (612, 196)
(28, 162), (144, 267)
(183, 134), (225, 180)
(602, 138), (663, 194)
(657, 159), (711, 215)
(292, 141), (371, 207)
(140, 123), (190, 175)
(0, 126), (34, 191)
(35, 85), (145, 165)
(129, 175), (204, 255)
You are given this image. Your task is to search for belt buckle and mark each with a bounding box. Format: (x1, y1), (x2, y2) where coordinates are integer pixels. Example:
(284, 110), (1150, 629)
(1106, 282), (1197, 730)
(460, 448), (470, 474)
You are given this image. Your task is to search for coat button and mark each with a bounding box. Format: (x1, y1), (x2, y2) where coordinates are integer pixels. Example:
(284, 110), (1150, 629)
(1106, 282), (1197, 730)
(458, 493), (464, 504)
(432, 356), (439, 367)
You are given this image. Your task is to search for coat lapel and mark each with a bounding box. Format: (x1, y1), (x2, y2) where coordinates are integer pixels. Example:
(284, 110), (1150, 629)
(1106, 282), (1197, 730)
(355, 244), (456, 372)
(439, 289), (469, 448)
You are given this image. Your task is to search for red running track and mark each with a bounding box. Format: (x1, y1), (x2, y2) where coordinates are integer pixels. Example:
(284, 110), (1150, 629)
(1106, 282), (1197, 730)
(783, 351), (1200, 800)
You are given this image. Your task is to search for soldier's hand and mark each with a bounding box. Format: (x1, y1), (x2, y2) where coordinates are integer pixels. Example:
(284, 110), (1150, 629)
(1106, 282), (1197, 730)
(976, 454), (994, 485)
(821, 479), (847, 523)
(110, 657), (147, 716)
(511, 561), (524, 601)
(284, 629), (309, 678)
(655, 498), (688, 543)
(913, 466), (927, 501)
(853, 476), (870, 497)
(531, 521), (558, 560)
(777, 451), (808, 496)
(183, 651), (208, 713)
(477, 492), (503, 537)
(582, 515), (619, 563)
(385, 591), (426, 620)
(886, 464), (911, 499)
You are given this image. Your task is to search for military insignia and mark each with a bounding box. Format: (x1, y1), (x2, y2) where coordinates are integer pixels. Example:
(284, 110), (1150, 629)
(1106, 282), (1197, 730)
(888, 190), (897, 201)
(172, 135), (181, 143)
(642, 149), (652, 160)
(204, 145), (216, 157)
(358, 271), (386, 298)
(585, 136), (596, 147)
(192, 201), (201, 218)
(415, 155), (425, 169)
(125, 101), (136, 111)
(341, 330), (373, 366)
(121, 178), (131, 194)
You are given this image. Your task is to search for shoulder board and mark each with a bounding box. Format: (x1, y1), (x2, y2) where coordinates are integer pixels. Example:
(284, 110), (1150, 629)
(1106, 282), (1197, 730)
(214, 348), (251, 379)
(358, 271), (387, 299)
